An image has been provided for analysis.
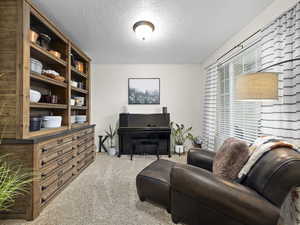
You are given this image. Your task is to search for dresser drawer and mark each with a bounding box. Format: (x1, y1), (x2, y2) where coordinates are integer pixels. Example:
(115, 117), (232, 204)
(77, 145), (94, 162)
(77, 139), (94, 154)
(41, 142), (75, 165)
(77, 151), (94, 170)
(41, 160), (75, 188)
(77, 134), (94, 146)
(76, 128), (94, 140)
(39, 135), (75, 152)
(41, 151), (75, 177)
(41, 169), (74, 203)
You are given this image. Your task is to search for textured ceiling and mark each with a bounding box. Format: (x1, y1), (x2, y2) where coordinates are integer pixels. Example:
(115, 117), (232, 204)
(31, 0), (274, 64)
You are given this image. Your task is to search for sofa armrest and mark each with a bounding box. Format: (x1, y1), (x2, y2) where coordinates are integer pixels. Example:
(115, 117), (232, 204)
(170, 165), (279, 225)
(187, 149), (215, 171)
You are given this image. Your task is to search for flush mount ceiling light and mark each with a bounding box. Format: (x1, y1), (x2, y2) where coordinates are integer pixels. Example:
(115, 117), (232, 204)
(133, 20), (155, 41)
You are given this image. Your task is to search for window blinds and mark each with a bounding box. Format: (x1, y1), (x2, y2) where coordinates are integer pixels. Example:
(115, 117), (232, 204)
(203, 2), (300, 150)
(259, 4), (300, 145)
(216, 45), (262, 148)
(202, 64), (218, 151)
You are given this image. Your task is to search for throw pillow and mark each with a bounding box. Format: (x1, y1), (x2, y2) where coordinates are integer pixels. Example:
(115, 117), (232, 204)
(213, 137), (249, 181)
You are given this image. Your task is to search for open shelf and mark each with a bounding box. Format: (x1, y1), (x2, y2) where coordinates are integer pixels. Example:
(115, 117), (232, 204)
(25, 8), (91, 138)
(71, 106), (88, 110)
(30, 42), (67, 67)
(30, 102), (68, 109)
(71, 86), (88, 94)
(28, 126), (68, 138)
(30, 73), (67, 88)
(71, 67), (88, 79)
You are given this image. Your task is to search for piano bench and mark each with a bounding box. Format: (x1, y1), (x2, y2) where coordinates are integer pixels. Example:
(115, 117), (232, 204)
(131, 140), (160, 160)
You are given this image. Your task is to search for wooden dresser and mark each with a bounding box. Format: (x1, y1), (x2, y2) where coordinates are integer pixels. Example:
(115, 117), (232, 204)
(0, 125), (96, 220)
(0, 0), (96, 221)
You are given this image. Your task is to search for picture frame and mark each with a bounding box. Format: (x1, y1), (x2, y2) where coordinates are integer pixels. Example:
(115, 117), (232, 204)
(128, 78), (160, 105)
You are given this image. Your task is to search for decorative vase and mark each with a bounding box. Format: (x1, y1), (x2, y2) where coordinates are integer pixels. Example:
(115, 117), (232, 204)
(163, 106), (167, 114)
(175, 145), (184, 154)
(108, 147), (116, 156)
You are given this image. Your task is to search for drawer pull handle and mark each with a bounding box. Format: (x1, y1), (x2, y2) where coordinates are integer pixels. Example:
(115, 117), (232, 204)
(42, 148), (48, 153)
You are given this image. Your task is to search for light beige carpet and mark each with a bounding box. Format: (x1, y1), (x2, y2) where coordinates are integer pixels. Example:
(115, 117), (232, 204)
(0, 153), (186, 225)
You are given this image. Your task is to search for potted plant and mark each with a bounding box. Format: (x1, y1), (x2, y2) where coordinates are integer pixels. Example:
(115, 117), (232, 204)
(105, 125), (117, 156)
(170, 122), (192, 154)
(187, 134), (203, 148)
(0, 154), (33, 211)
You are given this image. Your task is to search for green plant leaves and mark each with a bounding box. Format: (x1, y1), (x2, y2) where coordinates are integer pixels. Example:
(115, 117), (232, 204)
(0, 155), (33, 211)
(171, 122), (193, 145)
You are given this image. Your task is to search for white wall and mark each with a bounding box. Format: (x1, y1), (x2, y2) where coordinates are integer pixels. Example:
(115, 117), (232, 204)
(91, 64), (204, 147)
(90, 0), (297, 149)
(202, 0), (299, 67)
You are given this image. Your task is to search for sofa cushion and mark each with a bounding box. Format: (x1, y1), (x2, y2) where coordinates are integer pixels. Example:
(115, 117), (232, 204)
(213, 138), (249, 181)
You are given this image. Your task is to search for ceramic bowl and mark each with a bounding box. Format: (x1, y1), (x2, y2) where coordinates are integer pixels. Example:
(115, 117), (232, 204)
(42, 116), (62, 128)
(70, 80), (78, 88)
(76, 115), (87, 123)
(30, 89), (41, 103)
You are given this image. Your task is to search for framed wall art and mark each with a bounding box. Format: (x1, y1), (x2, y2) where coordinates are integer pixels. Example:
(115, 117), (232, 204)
(128, 78), (160, 104)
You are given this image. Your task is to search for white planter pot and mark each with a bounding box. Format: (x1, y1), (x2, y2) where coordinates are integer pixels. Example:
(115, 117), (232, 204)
(175, 145), (184, 154)
(108, 147), (116, 156)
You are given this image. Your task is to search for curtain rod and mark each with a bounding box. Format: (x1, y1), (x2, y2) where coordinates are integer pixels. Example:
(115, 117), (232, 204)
(217, 38), (261, 67)
(258, 58), (300, 72)
(214, 1), (300, 66)
(216, 29), (261, 62)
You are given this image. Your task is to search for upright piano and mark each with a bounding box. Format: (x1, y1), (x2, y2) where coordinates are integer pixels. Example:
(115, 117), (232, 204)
(118, 113), (171, 157)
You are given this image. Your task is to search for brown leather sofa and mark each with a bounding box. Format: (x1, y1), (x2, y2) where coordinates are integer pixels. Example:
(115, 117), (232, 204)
(137, 148), (300, 225)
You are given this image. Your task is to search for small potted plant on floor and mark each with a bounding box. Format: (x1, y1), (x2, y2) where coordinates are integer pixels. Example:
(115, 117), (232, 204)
(171, 122), (192, 154)
(105, 125), (117, 156)
(188, 134), (203, 148)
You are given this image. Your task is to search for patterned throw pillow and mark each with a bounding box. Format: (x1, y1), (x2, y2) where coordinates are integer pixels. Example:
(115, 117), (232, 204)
(213, 138), (250, 181)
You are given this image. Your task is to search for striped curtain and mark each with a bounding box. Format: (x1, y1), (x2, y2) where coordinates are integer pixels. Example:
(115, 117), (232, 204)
(260, 3), (300, 225)
(202, 64), (218, 151)
(260, 3), (300, 146)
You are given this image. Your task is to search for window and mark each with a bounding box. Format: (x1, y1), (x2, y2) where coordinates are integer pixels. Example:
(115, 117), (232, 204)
(216, 45), (261, 148)
(202, 64), (218, 151)
(216, 64), (231, 147)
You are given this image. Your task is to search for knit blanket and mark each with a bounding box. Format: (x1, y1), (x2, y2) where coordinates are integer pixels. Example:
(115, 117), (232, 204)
(238, 136), (297, 180)
(236, 136), (299, 225)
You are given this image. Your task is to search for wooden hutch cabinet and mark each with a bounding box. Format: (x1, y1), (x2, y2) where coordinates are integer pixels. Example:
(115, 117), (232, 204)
(0, 0), (96, 220)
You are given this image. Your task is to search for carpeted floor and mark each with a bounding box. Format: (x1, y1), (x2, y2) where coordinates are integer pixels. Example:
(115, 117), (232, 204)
(0, 153), (186, 225)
